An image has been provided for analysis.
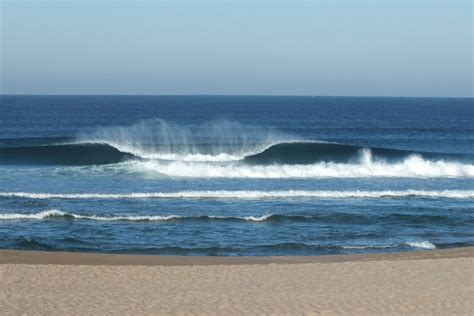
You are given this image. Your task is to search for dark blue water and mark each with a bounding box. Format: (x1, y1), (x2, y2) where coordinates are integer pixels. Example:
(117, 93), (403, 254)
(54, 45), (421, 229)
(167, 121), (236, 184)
(0, 95), (473, 255)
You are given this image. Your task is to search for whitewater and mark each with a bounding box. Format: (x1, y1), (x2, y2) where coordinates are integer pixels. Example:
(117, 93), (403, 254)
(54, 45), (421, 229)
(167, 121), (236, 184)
(1, 189), (473, 200)
(122, 152), (474, 178)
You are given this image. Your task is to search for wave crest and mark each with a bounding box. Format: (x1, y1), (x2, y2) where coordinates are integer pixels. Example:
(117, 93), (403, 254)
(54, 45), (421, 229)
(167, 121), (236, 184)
(0, 143), (135, 166)
(0, 210), (275, 222)
(79, 119), (288, 162)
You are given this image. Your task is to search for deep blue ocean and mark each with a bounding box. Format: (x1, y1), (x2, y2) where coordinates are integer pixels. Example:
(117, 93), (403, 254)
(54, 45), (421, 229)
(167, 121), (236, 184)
(0, 95), (473, 256)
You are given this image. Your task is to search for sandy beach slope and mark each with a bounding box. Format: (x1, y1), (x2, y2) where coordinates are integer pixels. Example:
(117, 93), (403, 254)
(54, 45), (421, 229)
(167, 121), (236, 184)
(1, 247), (473, 315)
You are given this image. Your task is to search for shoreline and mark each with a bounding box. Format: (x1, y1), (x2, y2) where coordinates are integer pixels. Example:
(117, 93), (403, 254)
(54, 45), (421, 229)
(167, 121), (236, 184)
(1, 246), (473, 266)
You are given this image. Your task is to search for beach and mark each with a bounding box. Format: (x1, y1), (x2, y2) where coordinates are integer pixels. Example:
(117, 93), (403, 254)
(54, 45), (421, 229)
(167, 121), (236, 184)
(1, 247), (473, 315)
(2, 1), (473, 314)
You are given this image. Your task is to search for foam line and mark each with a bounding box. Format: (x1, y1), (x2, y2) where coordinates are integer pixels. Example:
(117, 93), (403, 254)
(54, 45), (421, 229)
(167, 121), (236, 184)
(341, 241), (436, 250)
(0, 210), (273, 222)
(0, 190), (473, 200)
(128, 151), (474, 178)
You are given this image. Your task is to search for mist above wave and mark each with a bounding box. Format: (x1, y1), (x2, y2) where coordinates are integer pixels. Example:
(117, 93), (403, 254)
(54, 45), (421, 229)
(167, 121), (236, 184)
(78, 118), (291, 161)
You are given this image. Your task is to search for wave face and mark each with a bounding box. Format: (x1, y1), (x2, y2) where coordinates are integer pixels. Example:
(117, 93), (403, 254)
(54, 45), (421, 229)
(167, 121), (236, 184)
(1, 190), (473, 200)
(244, 142), (471, 165)
(0, 143), (136, 166)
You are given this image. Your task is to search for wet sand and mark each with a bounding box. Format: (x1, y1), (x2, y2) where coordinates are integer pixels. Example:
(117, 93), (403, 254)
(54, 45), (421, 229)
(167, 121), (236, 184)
(1, 247), (473, 315)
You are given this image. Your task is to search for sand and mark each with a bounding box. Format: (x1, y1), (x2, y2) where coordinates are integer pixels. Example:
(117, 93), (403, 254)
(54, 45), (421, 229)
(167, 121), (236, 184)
(0, 248), (473, 315)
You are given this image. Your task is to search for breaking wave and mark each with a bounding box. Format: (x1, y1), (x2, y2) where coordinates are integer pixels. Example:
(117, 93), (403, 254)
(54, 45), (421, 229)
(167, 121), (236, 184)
(1, 189), (473, 200)
(78, 118), (286, 162)
(0, 119), (284, 165)
(405, 241), (436, 250)
(1, 119), (473, 179)
(1, 139), (471, 167)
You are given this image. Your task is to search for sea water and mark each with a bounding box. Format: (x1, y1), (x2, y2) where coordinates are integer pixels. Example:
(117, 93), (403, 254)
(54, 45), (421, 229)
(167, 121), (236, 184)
(0, 95), (472, 255)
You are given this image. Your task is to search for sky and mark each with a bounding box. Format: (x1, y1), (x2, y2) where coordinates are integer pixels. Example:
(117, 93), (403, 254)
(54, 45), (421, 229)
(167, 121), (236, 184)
(0, 0), (472, 97)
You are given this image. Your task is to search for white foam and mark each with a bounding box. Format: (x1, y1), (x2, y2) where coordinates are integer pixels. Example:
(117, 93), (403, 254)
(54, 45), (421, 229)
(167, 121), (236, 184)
(0, 210), (182, 221)
(201, 214), (274, 222)
(0, 210), (274, 222)
(341, 244), (394, 249)
(0, 209), (66, 220)
(74, 214), (183, 221)
(140, 152), (243, 162)
(103, 140), (319, 162)
(1, 190), (472, 200)
(405, 241), (436, 249)
(123, 152), (474, 178)
(341, 241), (437, 250)
(237, 214), (273, 222)
(85, 141), (252, 162)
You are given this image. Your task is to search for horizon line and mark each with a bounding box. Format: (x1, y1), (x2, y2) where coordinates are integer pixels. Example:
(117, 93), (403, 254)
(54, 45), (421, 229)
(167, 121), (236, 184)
(0, 94), (472, 99)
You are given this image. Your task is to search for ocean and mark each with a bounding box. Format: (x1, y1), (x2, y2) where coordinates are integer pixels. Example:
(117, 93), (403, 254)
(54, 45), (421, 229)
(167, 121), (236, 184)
(0, 95), (472, 256)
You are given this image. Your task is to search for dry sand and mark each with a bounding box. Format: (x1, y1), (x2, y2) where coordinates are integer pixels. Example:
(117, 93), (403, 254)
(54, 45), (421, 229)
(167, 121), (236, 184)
(0, 248), (473, 315)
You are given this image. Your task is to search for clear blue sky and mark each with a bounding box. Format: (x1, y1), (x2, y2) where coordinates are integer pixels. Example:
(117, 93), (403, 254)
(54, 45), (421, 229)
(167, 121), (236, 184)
(0, 0), (472, 96)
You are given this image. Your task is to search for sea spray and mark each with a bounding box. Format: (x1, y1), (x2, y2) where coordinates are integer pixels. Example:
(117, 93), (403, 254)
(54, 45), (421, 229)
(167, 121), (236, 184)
(77, 119), (292, 160)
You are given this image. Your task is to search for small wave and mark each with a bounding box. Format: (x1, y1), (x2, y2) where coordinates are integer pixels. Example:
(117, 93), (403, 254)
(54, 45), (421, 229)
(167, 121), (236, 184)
(405, 241), (436, 249)
(0, 210), (182, 221)
(341, 241), (436, 250)
(0, 212), (354, 223)
(340, 245), (394, 249)
(0, 209), (66, 220)
(6, 239), (441, 254)
(1, 190), (473, 200)
(207, 214), (275, 222)
(0, 210), (276, 222)
(14, 237), (56, 251)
